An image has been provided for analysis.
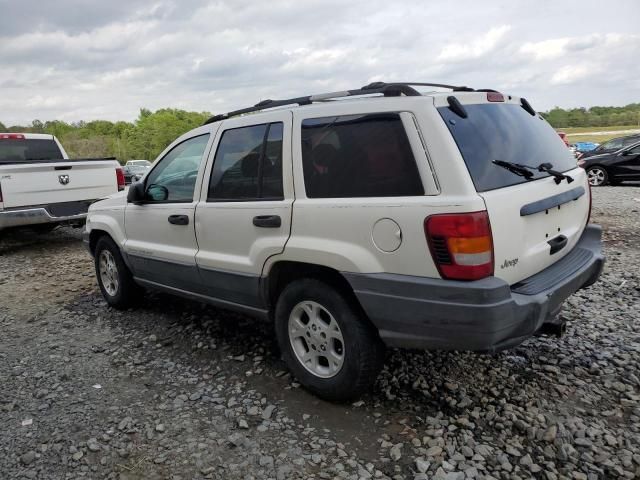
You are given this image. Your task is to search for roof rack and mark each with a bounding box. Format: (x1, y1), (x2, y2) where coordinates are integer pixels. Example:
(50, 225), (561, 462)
(202, 81), (475, 125)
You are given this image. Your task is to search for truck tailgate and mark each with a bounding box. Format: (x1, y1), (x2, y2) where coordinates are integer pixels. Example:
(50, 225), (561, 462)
(0, 160), (119, 208)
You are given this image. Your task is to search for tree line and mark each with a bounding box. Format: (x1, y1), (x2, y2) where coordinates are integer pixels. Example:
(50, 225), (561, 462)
(540, 103), (640, 128)
(2, 103), (639, 162)
(0, 108), (209, 163)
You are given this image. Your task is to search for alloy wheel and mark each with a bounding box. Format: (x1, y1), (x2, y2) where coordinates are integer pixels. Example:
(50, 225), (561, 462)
(288, 300), (345, 378)
(99, 250), (119, 296)
(587, 167), (606, 186)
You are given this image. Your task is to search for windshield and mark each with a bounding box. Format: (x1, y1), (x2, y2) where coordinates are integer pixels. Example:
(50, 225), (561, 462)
(438, 103), (577, 192)
(0, 138), (64, 163)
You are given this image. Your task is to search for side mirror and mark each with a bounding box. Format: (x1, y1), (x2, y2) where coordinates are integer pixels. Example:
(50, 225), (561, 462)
(127, 182), (145, 203)
(147, 184), (169, 202)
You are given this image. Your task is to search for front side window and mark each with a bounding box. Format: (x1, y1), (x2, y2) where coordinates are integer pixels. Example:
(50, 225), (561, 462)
(208, 122), (284, 201)
(144, 134), (210, 202)
(301, 113), (424, 198)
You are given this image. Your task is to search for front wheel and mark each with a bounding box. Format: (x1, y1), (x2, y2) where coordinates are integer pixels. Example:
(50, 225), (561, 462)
(275, 279), (385, 401)
(587, 166), (608, 186)
(94, 236), (141, 309)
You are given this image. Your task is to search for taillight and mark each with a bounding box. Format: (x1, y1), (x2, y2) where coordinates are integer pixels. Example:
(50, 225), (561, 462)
(116, 167), (125, 191)
(425, 211), (494, 281)
(586, 182), (592, 224)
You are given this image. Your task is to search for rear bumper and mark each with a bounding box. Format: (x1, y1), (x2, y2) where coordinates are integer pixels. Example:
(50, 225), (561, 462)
(0, 201), (93, 230)
(344, 224), (604, 352)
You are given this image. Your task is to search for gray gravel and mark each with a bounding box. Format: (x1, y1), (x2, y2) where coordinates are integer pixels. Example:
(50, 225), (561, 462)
(1, 185), (639, 479)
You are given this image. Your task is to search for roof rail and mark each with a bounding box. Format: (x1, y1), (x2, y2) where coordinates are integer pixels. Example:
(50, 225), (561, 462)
(202, 81), (474, 125)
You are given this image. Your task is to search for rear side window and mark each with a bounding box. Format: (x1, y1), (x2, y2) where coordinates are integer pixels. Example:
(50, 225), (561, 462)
(208, 122), (284, 201)
(0, 138), (63, 163)
(438, 103), (578, 192)
(301, 113), (424, 198)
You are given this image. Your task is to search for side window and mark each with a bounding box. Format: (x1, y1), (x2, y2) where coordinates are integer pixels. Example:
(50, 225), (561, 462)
(208, 122), (284, 201)
(623, 137), (639, 147)
(301, 113), (424, 198)
(627, 144), (640, 155)
(604, 138), (623, 151)
(144, 134), (210, 202)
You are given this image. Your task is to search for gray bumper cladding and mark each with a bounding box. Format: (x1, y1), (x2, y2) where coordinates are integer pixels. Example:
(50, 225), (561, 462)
(344, 225), (605, 352)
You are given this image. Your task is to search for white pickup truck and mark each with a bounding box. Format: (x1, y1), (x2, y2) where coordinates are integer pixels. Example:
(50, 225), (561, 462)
(0, 133), (124, 232)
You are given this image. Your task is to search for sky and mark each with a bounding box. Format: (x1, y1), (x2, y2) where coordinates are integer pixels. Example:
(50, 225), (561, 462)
(0, 0), (638, 125)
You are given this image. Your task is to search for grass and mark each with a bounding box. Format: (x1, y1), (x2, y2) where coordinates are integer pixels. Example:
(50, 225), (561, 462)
(567, 134), (621, 143)
(560, 125), (639, 134)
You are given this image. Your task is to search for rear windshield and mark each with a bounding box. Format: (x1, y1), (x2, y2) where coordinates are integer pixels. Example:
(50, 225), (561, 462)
(0, 138), (64, 163)
(438, 103), (577, 192)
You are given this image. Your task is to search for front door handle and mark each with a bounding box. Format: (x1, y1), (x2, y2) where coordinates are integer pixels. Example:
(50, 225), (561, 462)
(168, 214), (189, 226)
(253, 215), (281, 228)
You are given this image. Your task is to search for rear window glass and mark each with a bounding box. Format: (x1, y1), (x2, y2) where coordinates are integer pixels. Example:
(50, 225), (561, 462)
(301, 113), (423, 198)
(438, 103), (577, 192)
(0, 139), (64, 163)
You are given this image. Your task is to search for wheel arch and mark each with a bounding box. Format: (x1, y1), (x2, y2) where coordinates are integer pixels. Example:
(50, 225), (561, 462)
(263, 261), (365, 317)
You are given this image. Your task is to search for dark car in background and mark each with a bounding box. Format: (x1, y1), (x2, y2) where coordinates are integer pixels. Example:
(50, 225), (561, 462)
(579, 141), (640, 186)
(122, 160), (151, 184)
(578, 133), (640, 160)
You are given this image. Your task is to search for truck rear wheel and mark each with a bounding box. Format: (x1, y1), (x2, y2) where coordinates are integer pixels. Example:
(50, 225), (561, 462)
(275, 279), (385, 401)
(94, 236), (140, 309)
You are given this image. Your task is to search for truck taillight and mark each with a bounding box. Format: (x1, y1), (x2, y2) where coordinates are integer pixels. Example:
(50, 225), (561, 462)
(116, 167), (125, 191)
(425, 211), (494, 281)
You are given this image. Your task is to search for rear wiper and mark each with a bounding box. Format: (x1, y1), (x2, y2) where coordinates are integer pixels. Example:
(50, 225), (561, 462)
(492, 160), (574, 184)
(492, 160), (534, 180)
(537, 162), (574, 184)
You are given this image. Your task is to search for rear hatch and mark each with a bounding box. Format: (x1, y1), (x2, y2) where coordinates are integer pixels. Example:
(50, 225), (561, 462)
(437, 94), (589, 285)
(1, 136), (119, 208)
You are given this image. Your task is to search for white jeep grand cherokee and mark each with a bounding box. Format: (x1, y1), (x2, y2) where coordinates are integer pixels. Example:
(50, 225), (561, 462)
(84, 82), (604, 400)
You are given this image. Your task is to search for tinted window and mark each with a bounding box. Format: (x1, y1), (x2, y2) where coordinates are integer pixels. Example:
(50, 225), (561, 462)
(301, 113), (423, 198)
(144, 134), (210, 202)
(601, 138), (623, 151)
(438, 104), (577, 192)
(0, 139), (63, 163)
(622, 136), (640, 148)
(208, 122), (284, 201)
(627, 144), (640, 155)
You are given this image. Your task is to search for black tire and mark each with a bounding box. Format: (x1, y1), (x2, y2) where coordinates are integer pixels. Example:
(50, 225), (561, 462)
(586, 166), (608, 187)
(94, 236), (141, 309)
(275, 278), (385, 401)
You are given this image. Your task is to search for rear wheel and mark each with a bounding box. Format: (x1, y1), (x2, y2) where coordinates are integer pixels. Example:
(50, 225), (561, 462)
(587, 166), (608, 186)
(94, 236), (141, 309)
(275, 279), (385, 401)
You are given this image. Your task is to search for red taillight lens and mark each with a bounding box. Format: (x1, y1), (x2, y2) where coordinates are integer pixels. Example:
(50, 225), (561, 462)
(586, 181), (592, 224)
(486, 92), (504, 102)
(425, 211), (494, 281)
(116, 167), (125, 191)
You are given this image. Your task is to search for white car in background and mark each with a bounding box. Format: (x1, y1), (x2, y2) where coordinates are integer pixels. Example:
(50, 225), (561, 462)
(0, 133), (124, 232)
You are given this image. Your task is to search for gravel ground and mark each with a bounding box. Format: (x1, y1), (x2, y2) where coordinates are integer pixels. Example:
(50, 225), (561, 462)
(1, 186), (639, 480)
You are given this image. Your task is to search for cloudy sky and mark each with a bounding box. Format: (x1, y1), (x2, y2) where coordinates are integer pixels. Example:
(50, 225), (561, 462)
(0, 0), (638, 125)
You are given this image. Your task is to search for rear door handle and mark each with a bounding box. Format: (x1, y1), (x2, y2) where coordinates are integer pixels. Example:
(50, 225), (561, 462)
(168, 214), (189, 226)
(253, 215), (281, 228)
(548, 234), (567, 255)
